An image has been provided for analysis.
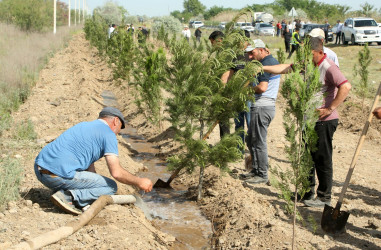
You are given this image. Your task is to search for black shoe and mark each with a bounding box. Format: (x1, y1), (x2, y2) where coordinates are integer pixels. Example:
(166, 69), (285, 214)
(245, 176), (268, 184)
(304, 198), (331, 208)
(239, 172), (257, 180)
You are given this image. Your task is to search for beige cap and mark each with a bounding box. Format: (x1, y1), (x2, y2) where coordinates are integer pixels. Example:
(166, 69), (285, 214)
(309, 28), (325, 39)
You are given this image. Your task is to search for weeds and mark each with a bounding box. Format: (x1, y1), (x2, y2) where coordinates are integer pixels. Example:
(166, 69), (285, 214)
(0, 157), (23, 211)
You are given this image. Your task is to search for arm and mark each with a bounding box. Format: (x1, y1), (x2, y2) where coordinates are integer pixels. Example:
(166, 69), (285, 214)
(254, 81), (269, 94)
(105, 155), (153, 192)
(318, 82), (352, 119)
(262, 64), (293, 74)
(87, 163), (96, 173)
(221, 69), (234, 85)
(373, 107), (381, 119)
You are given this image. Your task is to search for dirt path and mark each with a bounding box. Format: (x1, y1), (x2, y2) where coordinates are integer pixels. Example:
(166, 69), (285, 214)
(1, 33), (381, 249)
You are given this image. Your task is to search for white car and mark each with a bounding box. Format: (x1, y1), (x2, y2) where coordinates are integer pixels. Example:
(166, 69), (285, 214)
(236, 22), (255, 33)
(341, 17), (381, 45)
(219, 22), (227, 30)
(192, 21), (204, 29)
(254, 23), (275, 36)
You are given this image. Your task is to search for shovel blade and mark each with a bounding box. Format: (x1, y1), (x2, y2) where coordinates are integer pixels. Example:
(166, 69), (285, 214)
(321, 204), (350, 234)
(153, 178), (172, 189)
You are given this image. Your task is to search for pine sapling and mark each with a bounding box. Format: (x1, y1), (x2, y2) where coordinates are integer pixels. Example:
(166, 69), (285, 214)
(271, 39), (323, 249)
(353, 43), (372, 110)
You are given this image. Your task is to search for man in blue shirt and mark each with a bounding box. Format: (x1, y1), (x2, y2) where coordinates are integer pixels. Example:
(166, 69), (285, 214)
(242, 39), (280, 184)
(34, 107), (153, 215)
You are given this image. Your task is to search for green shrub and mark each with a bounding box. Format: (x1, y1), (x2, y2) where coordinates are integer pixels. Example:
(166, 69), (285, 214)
(0, 157), (23, 211)
(13, 120), (37, 140)
(152, 16), (182, 34)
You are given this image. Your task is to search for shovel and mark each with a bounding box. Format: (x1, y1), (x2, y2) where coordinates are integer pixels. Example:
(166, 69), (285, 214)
(153, 120), (219, 188)
(321, 82), (381, 234)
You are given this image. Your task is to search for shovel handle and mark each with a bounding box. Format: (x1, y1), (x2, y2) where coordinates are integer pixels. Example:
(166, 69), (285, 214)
(337, 82), (381, 204)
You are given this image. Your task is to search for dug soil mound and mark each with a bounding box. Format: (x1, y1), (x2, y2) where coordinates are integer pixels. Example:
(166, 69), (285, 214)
(1, 33), (381, 250)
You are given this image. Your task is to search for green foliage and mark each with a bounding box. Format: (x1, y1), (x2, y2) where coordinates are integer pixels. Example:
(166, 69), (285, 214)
(203, 6), (229, 20)
(152, 16), (182, 34)
(0, 0), (68, 31)
(13, 120), (37, 140)
(94, 0), (126, 24)
(276, 48), (285, 64)
(353, 43), (372, 110)
(132, 47), (167, 127)
(0, 157), (23, 211)
(183, 0), (206, 16)
(271, 39), (322, 246)
(84, 13), (109, 56)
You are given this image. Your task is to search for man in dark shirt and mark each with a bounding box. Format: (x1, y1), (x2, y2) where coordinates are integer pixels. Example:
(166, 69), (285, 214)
(195, 27), (202, 42)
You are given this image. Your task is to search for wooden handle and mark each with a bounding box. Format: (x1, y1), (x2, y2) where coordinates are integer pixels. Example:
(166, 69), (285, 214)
(337, 82), (381, 203)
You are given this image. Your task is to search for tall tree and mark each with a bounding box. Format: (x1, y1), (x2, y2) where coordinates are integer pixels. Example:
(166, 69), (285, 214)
(360, 2), (375, 17)
(183, 0), (206, 16)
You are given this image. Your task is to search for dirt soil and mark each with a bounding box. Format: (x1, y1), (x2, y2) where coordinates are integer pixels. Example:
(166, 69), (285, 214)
(1, 33), (381, 250)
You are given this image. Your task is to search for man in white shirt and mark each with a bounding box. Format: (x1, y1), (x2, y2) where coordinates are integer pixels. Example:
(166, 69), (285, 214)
(335, 20), (343, 45)
(182, 26), (191, 42)
(309, 28), (339, 67)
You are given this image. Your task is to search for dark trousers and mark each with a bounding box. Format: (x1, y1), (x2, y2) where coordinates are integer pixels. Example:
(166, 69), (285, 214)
(335, 31), (342, 44)
(285, 40), (290, 53)
(219, 121), (230, 139)
(308, 119), (338, 201)
(287, 44), (299, 59)
(324, 30), (329, 43)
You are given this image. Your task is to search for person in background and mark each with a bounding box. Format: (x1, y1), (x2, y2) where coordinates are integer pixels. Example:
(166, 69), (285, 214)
(276, 21), (282, 37)
(309, 28), (339, 67)
(182, 25), (191, 42)
(283, 25), (292, 53)
(34, 107), (153, 215)
(335, 20), (343, 45)
(195, 27), (202, 42)
(323, 20), (330, 44)
(108, 24), (116, 38)
(287, 27), (302, 59)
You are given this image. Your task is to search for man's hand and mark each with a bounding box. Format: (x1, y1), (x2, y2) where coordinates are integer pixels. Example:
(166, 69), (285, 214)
(138, 178), (153, 193)
(373, 107), (381, 119)
(317, 107), (333, 119)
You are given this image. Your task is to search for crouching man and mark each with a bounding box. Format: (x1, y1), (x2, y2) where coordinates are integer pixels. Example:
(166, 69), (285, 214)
(34, 107), (153, 215)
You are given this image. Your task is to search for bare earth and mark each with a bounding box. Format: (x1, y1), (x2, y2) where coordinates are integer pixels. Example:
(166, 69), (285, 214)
(1, 33), (381, 249)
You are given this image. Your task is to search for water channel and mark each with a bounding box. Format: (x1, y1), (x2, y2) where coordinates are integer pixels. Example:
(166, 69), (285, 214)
(101, 91), (212, 249)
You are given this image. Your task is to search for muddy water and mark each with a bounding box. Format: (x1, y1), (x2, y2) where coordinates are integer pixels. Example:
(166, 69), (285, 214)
(101, 91), (212, 249)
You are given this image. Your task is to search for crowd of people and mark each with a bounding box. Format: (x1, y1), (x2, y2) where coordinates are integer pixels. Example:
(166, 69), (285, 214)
(34, 20), (381, 216)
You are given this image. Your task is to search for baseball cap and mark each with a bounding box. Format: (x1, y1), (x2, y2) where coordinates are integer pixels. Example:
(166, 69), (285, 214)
(99, 107), (126, 129)
(245, 39), (266, 52)
(309, 28), (325, 39)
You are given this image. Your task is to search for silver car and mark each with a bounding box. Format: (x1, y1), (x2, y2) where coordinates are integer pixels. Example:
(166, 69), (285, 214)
(254, 23), (275, 36)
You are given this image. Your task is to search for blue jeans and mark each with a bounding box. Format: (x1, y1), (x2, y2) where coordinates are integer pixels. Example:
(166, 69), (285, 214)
(34, 164), (117, 207)
(234, 101), (252, 152)
(246, 106), (275, 179)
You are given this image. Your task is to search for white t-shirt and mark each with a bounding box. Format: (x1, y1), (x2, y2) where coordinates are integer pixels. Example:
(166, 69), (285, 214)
(182, 29), (191, 38)
(324, 47), (339, 67)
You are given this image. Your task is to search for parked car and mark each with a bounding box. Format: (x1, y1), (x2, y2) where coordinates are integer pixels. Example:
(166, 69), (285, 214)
(300, 23), (333, 42)
(254, 23), (275, 36)
(236, 22), (255, 33)
(341, 17), (381, 45)
(219, 22), (227, 30)
(192, 21), (204, 29)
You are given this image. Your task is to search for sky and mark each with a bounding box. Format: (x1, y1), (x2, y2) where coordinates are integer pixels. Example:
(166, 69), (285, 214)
(62, 0), (381, 17)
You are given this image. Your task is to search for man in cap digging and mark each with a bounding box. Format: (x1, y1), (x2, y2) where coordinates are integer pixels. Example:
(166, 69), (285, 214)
(241, 39), (280, 184)
(34, 107), (153, 215)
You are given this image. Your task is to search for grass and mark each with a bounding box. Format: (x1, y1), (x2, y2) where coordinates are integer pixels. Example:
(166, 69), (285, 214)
(0, 22), (81, 207)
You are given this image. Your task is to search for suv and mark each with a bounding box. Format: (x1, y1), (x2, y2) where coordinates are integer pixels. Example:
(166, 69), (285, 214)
(192, 21), (204, 29)
(236, 22), (255, 33)
(300, 23), (333, 42)
(254, 23), (274, 36)
(341, 17), (381, 45)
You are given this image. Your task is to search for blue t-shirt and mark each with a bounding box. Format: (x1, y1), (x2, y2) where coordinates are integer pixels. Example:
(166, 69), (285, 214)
(254, 54), (280, 104)
(35, 120), (118, 178)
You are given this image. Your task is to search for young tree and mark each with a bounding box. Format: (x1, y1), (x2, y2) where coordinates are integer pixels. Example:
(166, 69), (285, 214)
(183, 0), (206, 16)
(271, 40), (322, 249)
(353, 43), (372, 110)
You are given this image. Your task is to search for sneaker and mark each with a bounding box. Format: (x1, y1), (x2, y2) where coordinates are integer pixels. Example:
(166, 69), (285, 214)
(239, 171), (257, 180)
(304, 198), (331, 208)
(245, 176), (268, 184)
(51, 190), (82, 215)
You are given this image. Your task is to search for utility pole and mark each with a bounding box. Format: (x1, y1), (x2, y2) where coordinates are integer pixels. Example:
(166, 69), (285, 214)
(54, 0), (56, 34)
(74, 0), (76, 25)
(82, 0), (85, 21)
(78, 0), (81, 24)
(68, 0), (71, 27)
